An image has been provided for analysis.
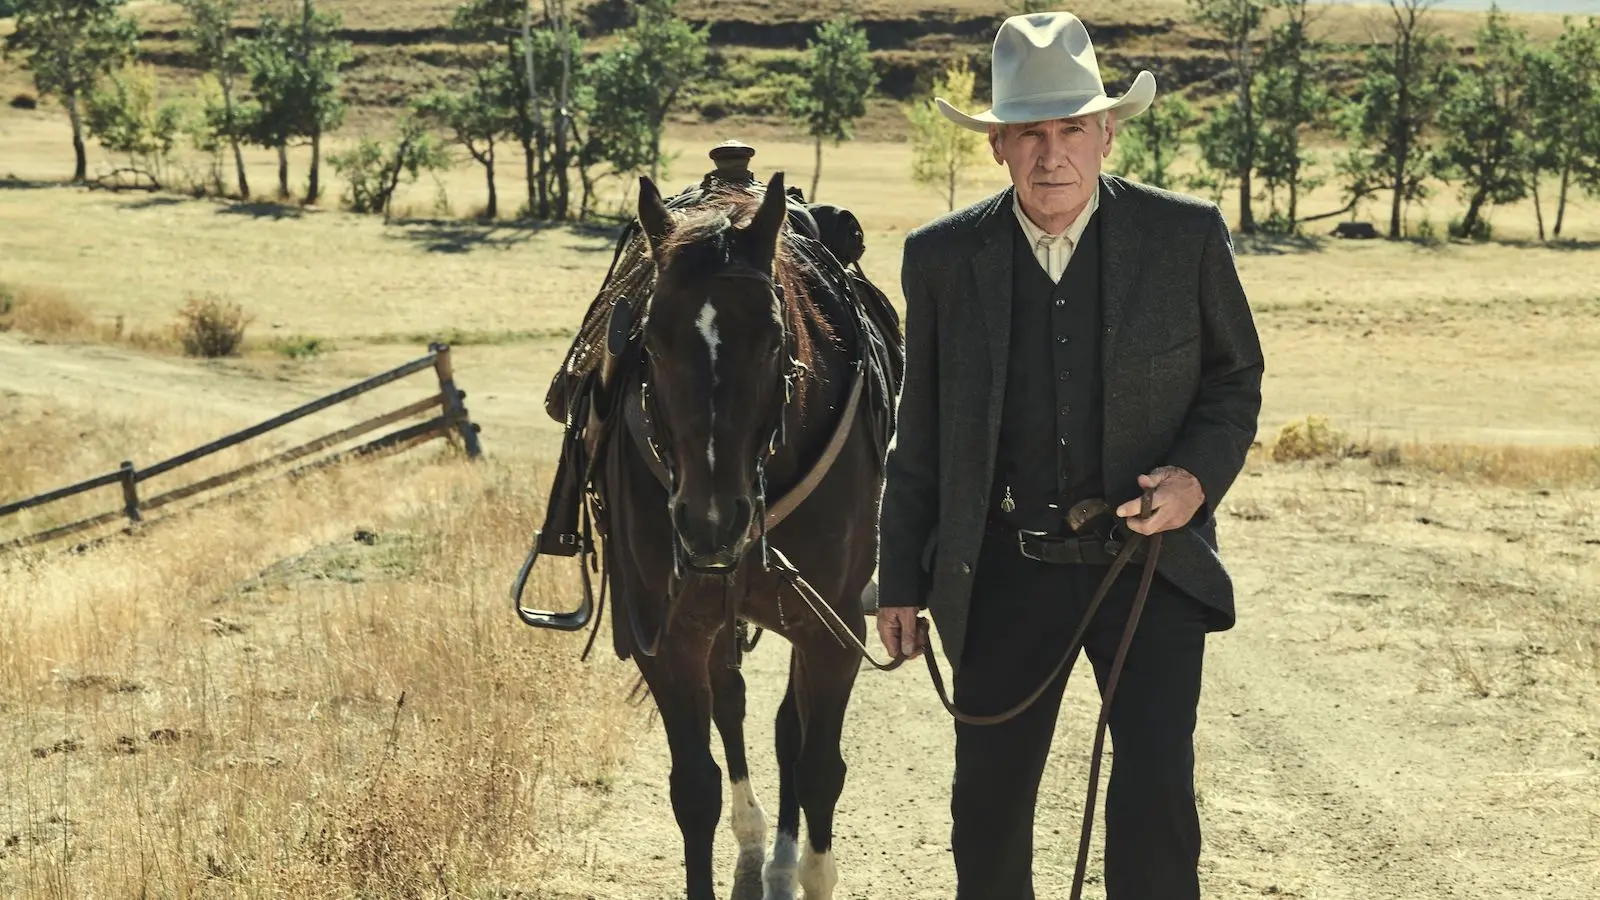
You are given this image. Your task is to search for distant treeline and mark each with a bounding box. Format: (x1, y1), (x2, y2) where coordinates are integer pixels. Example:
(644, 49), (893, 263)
(4, 0), (1598, 240)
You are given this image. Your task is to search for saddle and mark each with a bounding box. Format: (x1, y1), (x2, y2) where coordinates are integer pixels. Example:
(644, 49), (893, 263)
(533, 142), (903, 571)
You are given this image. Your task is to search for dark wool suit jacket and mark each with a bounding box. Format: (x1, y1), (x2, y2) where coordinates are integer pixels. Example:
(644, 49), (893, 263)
(877, 173), (1265, 674)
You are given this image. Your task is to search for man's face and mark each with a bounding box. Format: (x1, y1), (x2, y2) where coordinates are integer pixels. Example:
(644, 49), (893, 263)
(989, 114), (1116, 227)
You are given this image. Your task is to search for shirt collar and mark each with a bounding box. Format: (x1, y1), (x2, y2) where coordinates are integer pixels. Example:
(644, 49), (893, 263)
(1012, 182), (1100, 250)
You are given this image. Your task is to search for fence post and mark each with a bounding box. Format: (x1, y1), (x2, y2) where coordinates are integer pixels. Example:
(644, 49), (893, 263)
(430, 342), (483, 459)
(119, 461), (142, 524)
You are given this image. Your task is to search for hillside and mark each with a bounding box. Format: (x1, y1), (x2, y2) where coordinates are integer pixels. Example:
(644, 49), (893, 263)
(4, 0), (1584, 140)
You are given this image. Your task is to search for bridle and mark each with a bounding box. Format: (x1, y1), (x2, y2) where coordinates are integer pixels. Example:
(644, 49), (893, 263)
(634, 263), (802, 583)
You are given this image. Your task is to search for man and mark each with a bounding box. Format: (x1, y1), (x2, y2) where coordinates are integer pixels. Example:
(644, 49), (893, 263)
(875, 11), (1264, 900)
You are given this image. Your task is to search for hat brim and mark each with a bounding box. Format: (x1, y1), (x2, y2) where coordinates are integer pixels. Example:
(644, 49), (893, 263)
(935, 70), (1157, 133)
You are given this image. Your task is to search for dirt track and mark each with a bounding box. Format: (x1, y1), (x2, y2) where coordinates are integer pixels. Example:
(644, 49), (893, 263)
(4, 334), (1596, 899)
(537, 466), (1600, 899)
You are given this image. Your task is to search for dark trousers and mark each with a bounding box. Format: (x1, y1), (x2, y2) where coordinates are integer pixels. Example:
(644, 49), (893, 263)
(951, 530), (1209, 900)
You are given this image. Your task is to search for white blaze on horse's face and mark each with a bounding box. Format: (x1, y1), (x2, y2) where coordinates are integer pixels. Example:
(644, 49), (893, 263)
(695, 298), (721, 491)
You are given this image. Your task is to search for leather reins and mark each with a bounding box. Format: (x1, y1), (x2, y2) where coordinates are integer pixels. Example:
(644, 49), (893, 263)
(772, 489), (1162, 900)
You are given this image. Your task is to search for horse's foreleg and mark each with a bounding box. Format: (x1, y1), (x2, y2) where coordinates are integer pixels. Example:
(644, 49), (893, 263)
(711, 629), (765, 900)
(793, 635), (860, 900)
(638, 640), (721, 900)
(766, 653), (802, 900)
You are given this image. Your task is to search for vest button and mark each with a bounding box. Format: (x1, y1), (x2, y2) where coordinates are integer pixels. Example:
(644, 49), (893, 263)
(960, 562), (972, 575)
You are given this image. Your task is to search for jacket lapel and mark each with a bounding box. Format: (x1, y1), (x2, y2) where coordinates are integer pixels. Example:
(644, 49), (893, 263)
(969, 188), (1015, 419)
(1097, 174), (1143, 368)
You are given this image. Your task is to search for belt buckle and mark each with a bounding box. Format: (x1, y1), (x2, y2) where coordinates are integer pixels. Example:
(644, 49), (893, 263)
(1017, 529), (1049, 561)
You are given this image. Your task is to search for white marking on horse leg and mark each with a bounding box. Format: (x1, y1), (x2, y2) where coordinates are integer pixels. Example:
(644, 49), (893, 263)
(798, 844), (837, 900)
(729, 778), (767, 899)
(764, 829), (799, 900)
(730, 778), (767, 855)
(695, 300), (720, 478)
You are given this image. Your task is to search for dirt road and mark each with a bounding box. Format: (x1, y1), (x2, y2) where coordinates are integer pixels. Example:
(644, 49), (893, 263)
(537, 466), (1600, 899)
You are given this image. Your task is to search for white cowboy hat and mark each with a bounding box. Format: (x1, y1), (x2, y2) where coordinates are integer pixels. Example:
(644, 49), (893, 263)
(936, 11), (1156, 133)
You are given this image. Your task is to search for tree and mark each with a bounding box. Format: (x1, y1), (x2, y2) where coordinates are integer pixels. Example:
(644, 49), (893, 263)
(1434, 6), (1529, 240)
(3, 0), (138, 182)
(576, 42), (656, 217)
(1340, 0), (1453, 238)
(908, 59), (988, 211)
(237, 0), (349, 202)
(1525, 16), (1600, 239)
(625, 0), (707, 182)
(1256, 0), (1331, 231)
(83, 62), (188, 188)
(452, 0), (584, 219)
(326, 114), (449, 218)
(1114, 94), (1194, 190)
(417, 61), (514, 218)
(1190, 0), (1268, 234)
(179, 0), (250, 198)
(790, 16), (875, 202)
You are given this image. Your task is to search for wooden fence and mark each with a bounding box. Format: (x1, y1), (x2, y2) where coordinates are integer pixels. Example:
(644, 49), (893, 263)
(0, 342), (482, 552)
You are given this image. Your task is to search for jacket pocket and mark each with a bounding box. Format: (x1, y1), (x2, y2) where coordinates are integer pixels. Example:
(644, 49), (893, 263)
(920, 530), (938, 573)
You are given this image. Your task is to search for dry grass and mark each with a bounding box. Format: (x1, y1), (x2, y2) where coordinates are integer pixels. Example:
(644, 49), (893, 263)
(0, 284), (95, 341)
(1268, 416), (1600, 488)
(0, 281), (176, 353)
(0, 402), (641, 897)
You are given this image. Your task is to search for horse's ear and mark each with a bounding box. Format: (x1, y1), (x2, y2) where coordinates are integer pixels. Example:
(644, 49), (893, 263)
(744, 171), (787, 270)
(638, 176), (672, 254)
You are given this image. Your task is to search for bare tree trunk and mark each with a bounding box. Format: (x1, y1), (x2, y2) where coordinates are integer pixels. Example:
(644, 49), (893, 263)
(307, 129), (322, 205)
(522, 1), (548, 219)
(222, 78), (250, 199)
(1554, 161), (1571, 238)
(67, 91), (87, 183)
(484, 146), (498, 219)
(1237, 27), (1257, 235)
(1531, 171), (1545, 241)
(553, 0), (572, 220)
(1460, 189), (1487, 239)
(277, 145), (290, 198)
(811, 136), (822, 202)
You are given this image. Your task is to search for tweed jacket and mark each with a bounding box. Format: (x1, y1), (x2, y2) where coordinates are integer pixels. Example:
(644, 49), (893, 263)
(877, 173), (1264, 674)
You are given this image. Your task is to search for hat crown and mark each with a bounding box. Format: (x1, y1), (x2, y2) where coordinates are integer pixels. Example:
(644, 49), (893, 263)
(931, 11), (1155, 132)
(992, 13), (1105, 107)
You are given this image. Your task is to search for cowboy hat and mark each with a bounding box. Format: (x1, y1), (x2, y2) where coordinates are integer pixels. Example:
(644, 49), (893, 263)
(936, 12), (1156, 132)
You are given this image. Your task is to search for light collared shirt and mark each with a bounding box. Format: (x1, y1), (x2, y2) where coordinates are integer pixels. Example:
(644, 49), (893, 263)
(1011, 184), (1100, 284)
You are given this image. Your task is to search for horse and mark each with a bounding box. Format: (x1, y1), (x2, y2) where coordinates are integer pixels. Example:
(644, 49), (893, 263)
(521, 166), (900, 900)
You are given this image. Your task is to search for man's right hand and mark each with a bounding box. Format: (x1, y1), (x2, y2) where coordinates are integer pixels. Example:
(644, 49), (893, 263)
(877, 606), (926, 660)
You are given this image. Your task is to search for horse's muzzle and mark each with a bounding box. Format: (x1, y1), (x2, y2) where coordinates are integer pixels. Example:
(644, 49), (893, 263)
(673, 495), (756, 572)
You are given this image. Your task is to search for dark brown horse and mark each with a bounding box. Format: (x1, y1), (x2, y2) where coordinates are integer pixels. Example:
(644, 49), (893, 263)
(523, 169), (898, 900)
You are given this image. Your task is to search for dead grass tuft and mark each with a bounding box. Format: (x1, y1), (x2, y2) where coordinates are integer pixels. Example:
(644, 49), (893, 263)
(175, 293), (251, 358)
(0, 282), (94, 340)
(1269, 416), (1600, 488)
(0, 281), (177, 353)
(1271, 415), (1354, 462)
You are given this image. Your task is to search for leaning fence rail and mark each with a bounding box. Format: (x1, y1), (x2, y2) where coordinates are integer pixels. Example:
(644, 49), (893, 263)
(1, 342), (481, 552)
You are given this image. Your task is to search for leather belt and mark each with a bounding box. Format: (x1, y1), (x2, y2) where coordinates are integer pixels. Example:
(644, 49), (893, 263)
(1013, 529), (1143, 565)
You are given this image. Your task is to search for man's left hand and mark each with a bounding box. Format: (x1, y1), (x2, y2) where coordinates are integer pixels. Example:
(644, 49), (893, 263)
(1115, 466), (1205, 535)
